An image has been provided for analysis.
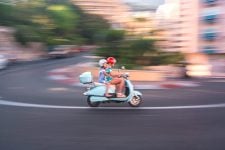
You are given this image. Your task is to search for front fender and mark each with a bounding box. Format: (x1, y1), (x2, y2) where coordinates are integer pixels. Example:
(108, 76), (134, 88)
(134, 90), (142, 96)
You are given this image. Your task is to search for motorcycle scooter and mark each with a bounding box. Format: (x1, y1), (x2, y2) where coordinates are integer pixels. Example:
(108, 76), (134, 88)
(79, 69), (142, 107)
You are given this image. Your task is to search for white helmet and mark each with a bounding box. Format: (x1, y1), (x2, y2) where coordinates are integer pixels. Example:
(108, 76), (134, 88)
(98, 59), (107, 67)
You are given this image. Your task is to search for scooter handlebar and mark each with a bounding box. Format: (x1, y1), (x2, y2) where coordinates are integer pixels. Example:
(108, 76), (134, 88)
(120, 72), (129, 78)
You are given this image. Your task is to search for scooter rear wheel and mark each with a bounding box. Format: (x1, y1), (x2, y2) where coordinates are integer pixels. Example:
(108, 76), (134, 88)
(87, 96), (100, 107)
(128, 95), (142, 107)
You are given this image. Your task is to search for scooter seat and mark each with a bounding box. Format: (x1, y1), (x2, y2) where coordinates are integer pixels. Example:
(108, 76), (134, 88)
(94, 82), (105, 86)
(94, 82), (116, 88)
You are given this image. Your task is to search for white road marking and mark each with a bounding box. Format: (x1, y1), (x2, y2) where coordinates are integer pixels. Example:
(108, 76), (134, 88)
(48, 87), (70, 92)
(82, 55), (101, 59)
(49, 68), (69, 73)
(134, 85), (165, 90)
(1, 99), (225, 110)
(47, 75), (70, 80)
(208, 80), (225, 83)
(174, 81), (200, 87)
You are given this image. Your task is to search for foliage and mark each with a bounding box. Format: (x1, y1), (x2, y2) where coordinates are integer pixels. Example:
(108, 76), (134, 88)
(0, 0), (110, 46)
(95, 38), (184, 69)
(0, 3), (14, 26)
(105, 30), (125, 43)
(47, 4), (79, 35)
(95, 29), (125, 58)
(77, 13), (110, 44)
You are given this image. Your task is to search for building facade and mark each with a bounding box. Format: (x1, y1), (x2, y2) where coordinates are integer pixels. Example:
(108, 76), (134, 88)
(72, 0), (157, 36)
(71, 0), (131, 29)
(156, 0), (225, 54)
(199, 0), (225, 54)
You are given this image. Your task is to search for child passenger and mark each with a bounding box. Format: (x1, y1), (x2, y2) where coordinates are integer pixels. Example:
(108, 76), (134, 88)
(98, 59), (113, 97)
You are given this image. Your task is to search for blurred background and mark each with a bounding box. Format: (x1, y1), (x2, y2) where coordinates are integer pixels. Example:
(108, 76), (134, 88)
(0, 0), (225, 78)
(1, 2), (225, 150)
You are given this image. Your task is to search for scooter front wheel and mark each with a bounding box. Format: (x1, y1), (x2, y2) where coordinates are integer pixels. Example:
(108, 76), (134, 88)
(87, 96), (100, 107)
(128, 95), (142, 107)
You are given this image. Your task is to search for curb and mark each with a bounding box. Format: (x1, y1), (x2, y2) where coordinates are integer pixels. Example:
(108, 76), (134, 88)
(72, 83), (165, 90)
(0, 58), (50, 76)
(47, 63), (201, 90)
(47, 72), (200, 90)
(8, 57), (49, 67)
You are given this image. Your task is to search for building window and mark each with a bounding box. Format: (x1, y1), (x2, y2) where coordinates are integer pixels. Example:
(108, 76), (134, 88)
(201, 29), (218, 41)
(201, 8), (220, 23)
(203, 0), (218, 5)
(202, 46), (217, 54)
(202, 14), (218, 23)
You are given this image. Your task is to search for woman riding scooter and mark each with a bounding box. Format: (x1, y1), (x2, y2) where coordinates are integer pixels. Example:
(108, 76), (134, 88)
(104, 57), (126, 98)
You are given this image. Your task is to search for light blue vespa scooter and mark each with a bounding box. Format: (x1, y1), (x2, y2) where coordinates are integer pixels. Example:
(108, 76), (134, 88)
(79, 70), (143, 107)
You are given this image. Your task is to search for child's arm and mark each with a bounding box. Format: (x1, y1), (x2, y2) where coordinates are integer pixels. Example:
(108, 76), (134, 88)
(108, 69), (121, 78)
(103, 70), (109, 76)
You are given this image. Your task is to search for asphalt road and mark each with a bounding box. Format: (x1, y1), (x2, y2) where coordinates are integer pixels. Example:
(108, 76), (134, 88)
(1, 53), (225, 150)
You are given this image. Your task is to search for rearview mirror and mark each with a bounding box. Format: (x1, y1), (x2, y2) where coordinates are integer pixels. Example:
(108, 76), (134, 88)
(121, 66), (125, 70)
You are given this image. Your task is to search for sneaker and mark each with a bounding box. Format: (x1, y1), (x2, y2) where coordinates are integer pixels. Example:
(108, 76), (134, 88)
(116, 93), (126, 98)
(104, 93), (113, 98)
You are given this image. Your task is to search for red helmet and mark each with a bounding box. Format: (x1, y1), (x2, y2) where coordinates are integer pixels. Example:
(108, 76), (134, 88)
(107, 57), (116, 65)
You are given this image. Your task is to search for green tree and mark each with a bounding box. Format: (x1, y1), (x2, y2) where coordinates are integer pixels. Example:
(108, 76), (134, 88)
(0, 3), (15, 26)
(95, 29), (125, 58)
(105, 29), (125, 43)
(47, 4), (79, 36)
(0, 0), (111, 46)
(78, 13), (110, 44)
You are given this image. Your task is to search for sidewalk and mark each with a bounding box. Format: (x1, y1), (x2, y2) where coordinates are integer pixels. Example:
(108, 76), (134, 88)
(47, 63), (200, 90)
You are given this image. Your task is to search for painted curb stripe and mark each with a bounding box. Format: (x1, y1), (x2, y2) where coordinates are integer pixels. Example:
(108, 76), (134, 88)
(47, 69), (200, 90)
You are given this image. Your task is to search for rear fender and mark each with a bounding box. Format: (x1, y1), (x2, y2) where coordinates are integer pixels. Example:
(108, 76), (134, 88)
(90, 96), (109, 102)
(84, 85), (115, 96)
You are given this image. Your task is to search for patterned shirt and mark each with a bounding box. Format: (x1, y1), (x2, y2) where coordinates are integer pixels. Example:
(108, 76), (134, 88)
(105, 68), (113, 82)
(98, 67), (113, 83)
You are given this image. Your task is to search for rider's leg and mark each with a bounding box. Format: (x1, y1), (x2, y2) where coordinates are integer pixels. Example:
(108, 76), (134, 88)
(110, 78), (126, 98)
(117, 78), (125, 98)
(118, 78), (125, 93)
(104, 83), (112, 97)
